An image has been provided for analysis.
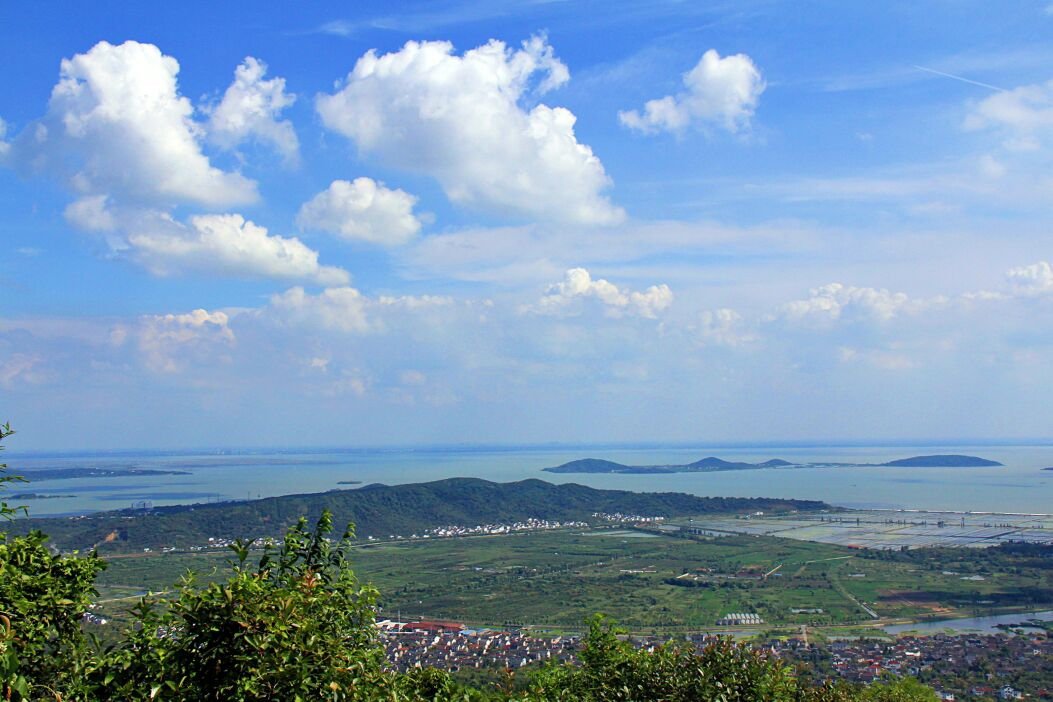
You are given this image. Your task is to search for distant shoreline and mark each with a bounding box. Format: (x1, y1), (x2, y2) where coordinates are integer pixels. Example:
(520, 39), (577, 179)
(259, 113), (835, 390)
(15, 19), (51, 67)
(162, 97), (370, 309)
(15, 467), (192, 481)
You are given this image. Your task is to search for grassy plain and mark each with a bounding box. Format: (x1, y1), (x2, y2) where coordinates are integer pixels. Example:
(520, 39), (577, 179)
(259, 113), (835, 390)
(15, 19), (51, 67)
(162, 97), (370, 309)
(93, 527), (1053, 634)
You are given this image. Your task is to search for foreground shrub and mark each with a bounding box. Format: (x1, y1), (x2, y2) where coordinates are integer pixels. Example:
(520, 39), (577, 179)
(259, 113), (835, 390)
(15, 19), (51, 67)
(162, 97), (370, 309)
(0, 530), (105, 701)
(0, 424), (106, 701)
(98, 511), (393, 701)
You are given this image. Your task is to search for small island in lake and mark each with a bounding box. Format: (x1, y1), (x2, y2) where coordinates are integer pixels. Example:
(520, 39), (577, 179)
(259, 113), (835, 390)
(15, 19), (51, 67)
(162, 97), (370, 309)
(9, 493), (76, 500)
(544, 457), (797, 475)
(543, 454), (1002, 475)
(336, 480), (363, 485)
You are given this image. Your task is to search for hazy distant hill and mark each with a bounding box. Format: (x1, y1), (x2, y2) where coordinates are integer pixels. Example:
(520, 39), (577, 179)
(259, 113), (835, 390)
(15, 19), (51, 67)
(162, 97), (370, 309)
(878, 455), (1003, 467)
(687, 457), (795, 470)
(5, 477), (828, 552)
(543, 457), (797, 474)
(544, 454), (1002, 474)
(543, 458), (676, 474)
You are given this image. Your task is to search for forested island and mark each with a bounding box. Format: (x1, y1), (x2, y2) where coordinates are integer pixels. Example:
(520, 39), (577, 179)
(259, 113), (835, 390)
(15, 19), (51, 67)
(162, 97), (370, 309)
(9, 477), (828, 552)
(543, 457), (795, 474)
(878, 454), (1002, 467)
(543, 454), (1003, 474)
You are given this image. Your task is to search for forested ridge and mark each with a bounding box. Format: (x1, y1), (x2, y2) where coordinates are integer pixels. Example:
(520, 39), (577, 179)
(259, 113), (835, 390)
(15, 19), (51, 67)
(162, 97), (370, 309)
(11, 477), (828, 552)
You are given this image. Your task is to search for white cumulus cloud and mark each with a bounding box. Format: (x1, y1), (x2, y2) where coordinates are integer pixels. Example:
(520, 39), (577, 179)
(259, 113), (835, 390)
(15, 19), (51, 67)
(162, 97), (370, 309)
(619, 49), (765, 135)
(0, 43), (354, 287)
(1006, 260), (1053, 295)
(64, 195), (116, 232)
(965, 80), (1053, 136)
(6, 40), (257, 207)
(297, 178), (422, 245)
(127, 212), (349, 286)
(265, 286), (374, 334)
(137, 308), (235, 373)
(316, 36), (624, 225)
(261, 287), (460, 338)
(532, 267), (673, 318)
(207, 57), (299, 166)
(697, 308), (757, 347)
(780, 283), (941, 326)
(376, 294), (455, 309)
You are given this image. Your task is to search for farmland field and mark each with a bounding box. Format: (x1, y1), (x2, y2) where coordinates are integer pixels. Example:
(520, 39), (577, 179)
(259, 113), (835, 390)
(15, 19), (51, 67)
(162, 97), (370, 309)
(94, 526), (1053, 634)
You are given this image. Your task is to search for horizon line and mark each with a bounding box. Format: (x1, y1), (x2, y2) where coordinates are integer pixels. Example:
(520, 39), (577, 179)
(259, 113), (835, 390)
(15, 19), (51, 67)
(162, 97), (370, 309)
(8, 436), (1053, 457)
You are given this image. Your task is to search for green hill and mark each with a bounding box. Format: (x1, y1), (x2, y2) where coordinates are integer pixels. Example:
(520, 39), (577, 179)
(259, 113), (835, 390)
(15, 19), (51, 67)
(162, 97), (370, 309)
(5, 477), (828, 552)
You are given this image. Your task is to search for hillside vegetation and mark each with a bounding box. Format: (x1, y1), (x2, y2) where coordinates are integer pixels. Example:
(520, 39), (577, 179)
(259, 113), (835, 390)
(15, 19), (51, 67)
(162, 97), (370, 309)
(11, 477), (828, 552)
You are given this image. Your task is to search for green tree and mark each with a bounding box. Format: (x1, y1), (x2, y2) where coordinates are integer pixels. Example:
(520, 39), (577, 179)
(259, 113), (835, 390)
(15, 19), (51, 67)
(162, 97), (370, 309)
(0, 423), (106, 701)
(99, 511), (395, 701)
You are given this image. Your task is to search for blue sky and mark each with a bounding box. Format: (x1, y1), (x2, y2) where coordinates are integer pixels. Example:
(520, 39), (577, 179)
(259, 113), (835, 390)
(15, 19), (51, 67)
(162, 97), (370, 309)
(3, 1), (1053, 449)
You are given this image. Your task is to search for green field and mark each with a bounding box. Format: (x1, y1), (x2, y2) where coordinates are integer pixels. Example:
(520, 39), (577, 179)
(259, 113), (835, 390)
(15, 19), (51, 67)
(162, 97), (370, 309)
(94, 527), (1053, 634)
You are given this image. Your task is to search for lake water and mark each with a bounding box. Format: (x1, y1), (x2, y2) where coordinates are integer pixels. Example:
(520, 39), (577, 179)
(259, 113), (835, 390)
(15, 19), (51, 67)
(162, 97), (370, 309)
(883, 610), (1053, 635)
(6, 443), (1053, 518)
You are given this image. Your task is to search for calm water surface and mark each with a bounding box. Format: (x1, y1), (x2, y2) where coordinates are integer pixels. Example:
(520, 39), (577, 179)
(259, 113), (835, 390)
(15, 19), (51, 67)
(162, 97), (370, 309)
(8, 444), (1053, 517)
(884, 610), (1053, 635)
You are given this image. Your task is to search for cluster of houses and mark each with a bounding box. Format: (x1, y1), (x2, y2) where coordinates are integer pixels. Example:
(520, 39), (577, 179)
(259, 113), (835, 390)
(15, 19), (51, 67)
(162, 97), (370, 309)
(158, 517), (596, 553)
(773, 632), (1052, 700)
(591, 512), (666, 523)
(377, 620), (578, 671)
(419, 518), (589, 539)
(373, 619), (1051, 699)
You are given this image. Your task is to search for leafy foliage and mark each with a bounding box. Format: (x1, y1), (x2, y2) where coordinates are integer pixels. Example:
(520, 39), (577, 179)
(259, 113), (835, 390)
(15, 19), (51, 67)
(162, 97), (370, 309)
(0, 531), (105, 701)
(98, 511), (392, 701)
(0, 423), (26, 520)
(0, 424), (106, 701)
